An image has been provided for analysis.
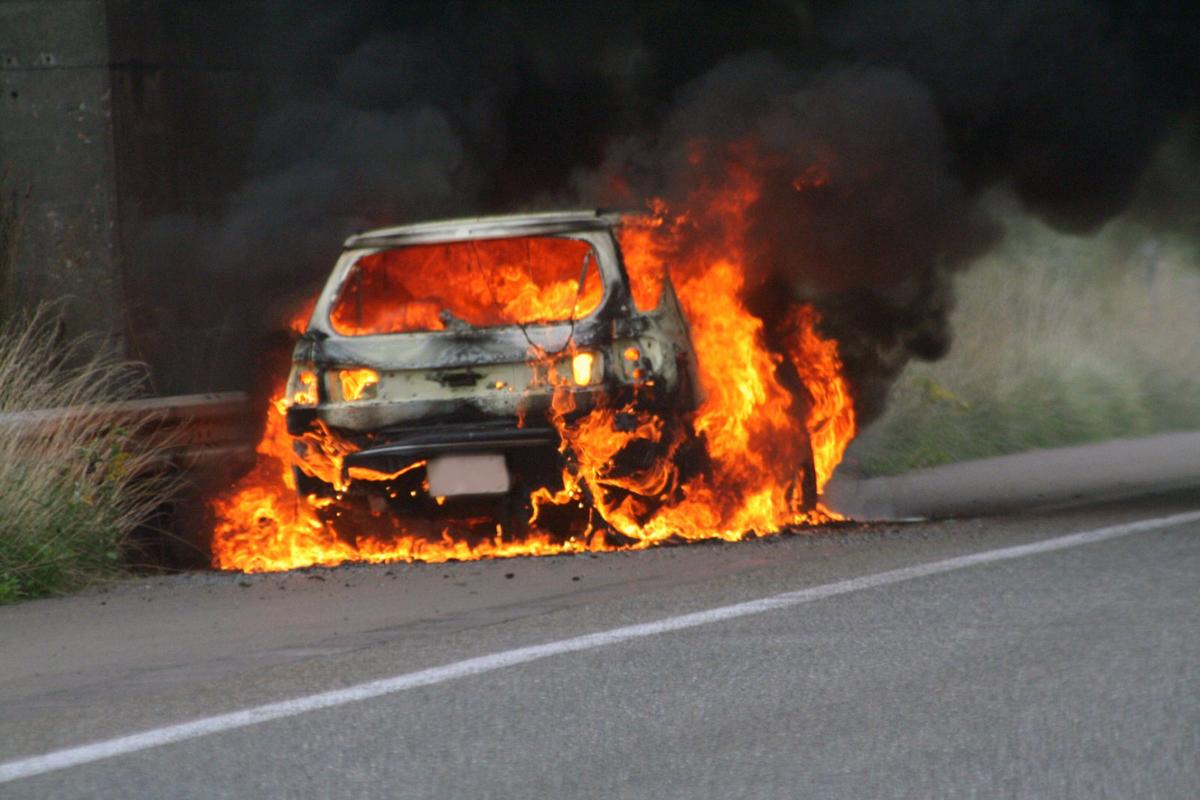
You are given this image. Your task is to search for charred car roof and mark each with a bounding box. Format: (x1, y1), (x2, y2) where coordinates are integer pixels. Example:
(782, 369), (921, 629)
(343, 210), (627, 250)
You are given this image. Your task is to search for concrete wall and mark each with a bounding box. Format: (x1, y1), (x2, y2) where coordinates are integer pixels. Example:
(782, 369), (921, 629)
(0, 0), (123, 341)
(105, 0), (266, 392)
(0, 0), (267, 388)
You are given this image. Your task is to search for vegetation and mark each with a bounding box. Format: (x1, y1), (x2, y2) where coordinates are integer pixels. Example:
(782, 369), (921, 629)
(0, 308), (183, 601)
(0, 308), (180, 602)
(0, 189), (177, 603)
(846, 209), (1200, 477)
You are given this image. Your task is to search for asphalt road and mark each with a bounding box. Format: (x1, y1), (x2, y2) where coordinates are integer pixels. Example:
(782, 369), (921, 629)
(1, 491), (1198, 798)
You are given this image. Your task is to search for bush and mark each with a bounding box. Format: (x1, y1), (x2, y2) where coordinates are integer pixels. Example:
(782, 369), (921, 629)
(846, 209), (1200, 477)
(0, 308), (177, 602)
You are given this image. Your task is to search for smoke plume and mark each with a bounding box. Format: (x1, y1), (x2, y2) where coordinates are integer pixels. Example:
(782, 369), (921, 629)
(131, 0), (1198, 424)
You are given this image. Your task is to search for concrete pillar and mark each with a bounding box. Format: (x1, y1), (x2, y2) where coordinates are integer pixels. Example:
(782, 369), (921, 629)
(0, 0), (124, 345)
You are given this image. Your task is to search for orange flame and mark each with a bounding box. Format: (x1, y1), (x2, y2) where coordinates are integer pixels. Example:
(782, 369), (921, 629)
(337, 368), (380, 402)
(329, 236), (603, 335)
(210, 149), (856, 572)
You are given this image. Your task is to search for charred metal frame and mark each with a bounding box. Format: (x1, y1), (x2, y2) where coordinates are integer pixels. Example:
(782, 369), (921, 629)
(287, 210), (701, 495)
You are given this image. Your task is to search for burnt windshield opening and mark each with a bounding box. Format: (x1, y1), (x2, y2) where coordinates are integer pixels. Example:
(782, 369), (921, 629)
(329, 235), (603, 336)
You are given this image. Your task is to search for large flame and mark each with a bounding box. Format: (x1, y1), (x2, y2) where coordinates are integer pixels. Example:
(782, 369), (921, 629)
(210, 160), (856, 572)
(329, 236), (603, 335)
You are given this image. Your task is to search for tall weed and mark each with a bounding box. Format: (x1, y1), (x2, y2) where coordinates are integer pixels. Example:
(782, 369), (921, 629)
(0, 308), (177, 601)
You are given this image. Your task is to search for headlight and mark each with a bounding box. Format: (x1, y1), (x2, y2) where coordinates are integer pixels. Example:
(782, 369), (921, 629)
(570, 351), (597, 386)
(552, 351), (602, 386)
(615, 339), (653, 382)
(336, 368), (380, 402)
(287, 365), (319, 407)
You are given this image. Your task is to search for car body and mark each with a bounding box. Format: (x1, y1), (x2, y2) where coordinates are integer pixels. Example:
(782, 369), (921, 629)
(285, 210), (700, 515)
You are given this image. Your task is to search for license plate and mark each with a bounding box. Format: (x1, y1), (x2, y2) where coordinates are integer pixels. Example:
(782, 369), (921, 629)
(426, 454), (511, 497)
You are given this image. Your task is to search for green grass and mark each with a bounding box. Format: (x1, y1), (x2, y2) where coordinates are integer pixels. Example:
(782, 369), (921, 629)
(0, 308), (177, 603)
(845, 210), (1200, 477)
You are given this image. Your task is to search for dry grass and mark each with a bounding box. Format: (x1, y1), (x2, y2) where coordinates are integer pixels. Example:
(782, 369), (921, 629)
(0, 307), (179, 602)
(846, 209), (1200, 477)
(0, 180), (179, 602)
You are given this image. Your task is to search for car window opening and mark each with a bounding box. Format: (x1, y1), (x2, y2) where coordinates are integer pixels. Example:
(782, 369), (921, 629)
(330, 235), (604, 336)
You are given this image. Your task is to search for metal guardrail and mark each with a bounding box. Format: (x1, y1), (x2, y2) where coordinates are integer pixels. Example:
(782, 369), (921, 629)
(0, 391), (258, 470)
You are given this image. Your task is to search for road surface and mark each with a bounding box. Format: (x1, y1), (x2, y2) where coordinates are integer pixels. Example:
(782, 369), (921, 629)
(1, 490), (1198, 798)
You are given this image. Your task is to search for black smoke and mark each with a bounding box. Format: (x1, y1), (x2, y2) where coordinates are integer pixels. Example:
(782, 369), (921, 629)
(130, 0), (1198, 424)
(579, 56), (1000, 420)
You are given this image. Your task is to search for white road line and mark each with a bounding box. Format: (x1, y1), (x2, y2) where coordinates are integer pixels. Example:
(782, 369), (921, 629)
(3, 510), (1198, 784)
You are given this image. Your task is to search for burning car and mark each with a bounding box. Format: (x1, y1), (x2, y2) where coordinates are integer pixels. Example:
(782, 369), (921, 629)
(283, 210), (702, 528)
(211, 196), (857, 572)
